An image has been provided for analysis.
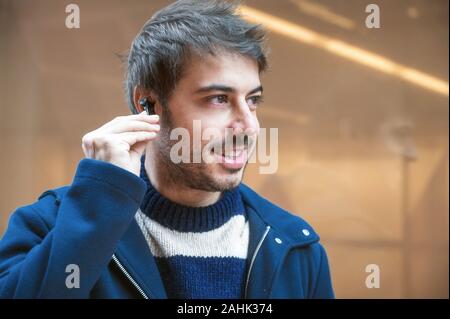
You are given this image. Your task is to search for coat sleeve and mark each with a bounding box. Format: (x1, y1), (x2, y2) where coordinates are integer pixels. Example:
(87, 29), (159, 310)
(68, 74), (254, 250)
(0, 159), (147, 298)
(311, 243), (335, 299)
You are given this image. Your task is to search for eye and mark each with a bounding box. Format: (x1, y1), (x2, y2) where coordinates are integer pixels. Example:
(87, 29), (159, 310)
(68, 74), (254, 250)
(207, 95), (229, 105)
(247, 95), (264, 109)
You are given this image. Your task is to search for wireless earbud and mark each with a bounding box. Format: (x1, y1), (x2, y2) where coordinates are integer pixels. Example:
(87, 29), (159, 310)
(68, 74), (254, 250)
(139, 97), (155, 115)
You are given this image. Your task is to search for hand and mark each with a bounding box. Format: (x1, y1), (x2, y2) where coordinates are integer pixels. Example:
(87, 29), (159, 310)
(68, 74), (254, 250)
(81, 111), (160, 176)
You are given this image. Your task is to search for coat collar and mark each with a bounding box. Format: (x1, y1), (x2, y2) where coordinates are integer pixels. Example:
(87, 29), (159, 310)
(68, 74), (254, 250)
(238, 183), (320, 298)
(238, 183), (320, 247)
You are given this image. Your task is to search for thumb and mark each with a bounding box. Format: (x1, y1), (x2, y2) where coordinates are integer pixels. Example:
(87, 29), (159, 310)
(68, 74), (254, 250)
(131, 140), (148, 157)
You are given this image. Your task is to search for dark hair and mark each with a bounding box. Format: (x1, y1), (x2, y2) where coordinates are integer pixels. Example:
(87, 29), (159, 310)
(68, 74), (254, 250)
(124, 0), (268, 113)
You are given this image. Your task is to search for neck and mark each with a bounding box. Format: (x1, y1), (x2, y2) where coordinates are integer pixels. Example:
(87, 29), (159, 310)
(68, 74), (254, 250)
(144, 149), (221, 207)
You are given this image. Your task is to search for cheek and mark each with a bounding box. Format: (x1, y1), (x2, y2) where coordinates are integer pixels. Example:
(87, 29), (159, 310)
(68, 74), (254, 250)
(170, 101), (211, 128)
(189, 112), (228, 137)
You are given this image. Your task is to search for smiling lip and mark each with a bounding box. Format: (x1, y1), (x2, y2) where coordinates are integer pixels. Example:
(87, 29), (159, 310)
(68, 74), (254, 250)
(213, 148), (248, 170)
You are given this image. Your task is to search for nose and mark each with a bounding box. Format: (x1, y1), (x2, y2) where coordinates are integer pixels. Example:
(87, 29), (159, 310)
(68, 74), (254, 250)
(230, 98), (259, 136)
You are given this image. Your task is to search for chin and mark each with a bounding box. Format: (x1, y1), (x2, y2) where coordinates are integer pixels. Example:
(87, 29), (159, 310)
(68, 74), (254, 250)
(213, 166), (245, 189)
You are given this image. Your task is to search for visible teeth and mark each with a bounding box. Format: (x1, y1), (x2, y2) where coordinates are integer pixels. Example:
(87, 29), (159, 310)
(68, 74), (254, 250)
(222, 150), (243, 158)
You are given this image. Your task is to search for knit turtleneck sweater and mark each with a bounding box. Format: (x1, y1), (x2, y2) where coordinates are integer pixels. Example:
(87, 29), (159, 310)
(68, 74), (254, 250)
(135, 157), (249, 299)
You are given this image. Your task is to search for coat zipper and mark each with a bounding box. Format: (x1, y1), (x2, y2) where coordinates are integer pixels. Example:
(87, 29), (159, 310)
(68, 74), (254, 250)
(244, 225), (271, 298)
(112, 254), (149, 299)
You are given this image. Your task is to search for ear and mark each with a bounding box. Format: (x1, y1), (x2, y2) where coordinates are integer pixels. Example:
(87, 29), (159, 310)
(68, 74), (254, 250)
(133, 86), (160, 114)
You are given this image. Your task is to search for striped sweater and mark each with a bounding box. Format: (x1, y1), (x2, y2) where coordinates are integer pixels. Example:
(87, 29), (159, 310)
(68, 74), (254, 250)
(136, 160), (249, 298)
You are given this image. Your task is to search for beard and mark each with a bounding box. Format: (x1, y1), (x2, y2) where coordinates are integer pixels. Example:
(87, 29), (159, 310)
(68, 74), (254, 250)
(154, 110), (251, 192)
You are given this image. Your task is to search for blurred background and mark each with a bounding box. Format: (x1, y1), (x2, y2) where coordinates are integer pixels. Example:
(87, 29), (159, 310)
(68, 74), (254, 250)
(0, 0), (448, 298)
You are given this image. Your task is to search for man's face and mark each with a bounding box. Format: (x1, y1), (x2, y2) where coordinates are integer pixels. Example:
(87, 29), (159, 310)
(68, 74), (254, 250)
(155, 51), (262, 192)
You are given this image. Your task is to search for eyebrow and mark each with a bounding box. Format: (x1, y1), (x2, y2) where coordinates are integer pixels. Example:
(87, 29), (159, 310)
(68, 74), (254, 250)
(194, 84), (263, 95)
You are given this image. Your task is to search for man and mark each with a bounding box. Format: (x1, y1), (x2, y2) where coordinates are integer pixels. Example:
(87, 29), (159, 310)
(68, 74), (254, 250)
(0, 0), (334, 298)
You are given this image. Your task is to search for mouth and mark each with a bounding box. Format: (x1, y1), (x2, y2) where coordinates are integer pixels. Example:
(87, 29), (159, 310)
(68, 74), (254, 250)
(208, 134), (251, 170)
(211, 146), (248, 170)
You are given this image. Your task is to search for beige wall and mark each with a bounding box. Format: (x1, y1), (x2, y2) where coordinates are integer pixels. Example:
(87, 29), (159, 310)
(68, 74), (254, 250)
(0, 0), (448, 298)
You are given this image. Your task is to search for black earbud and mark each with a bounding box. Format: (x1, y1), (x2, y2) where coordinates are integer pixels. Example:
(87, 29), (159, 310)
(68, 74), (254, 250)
(139, 97), (155, 115)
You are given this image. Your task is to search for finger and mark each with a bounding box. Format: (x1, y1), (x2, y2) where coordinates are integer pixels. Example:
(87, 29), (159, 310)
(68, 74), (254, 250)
(81, 141), (90, 158)
(117, 131), (158, 146)
(130, 140), (149, 156)
(101, 113), (160, 130)
(128, 112), (160, 123)
(81, 135), (94, 158)
(107, 120), (160, 134)
(116, 112), (160, 124)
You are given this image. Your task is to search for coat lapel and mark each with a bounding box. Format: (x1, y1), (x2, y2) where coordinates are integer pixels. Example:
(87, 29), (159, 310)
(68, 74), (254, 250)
(240, 183), (320, 299)
(244, 204), (287, 298)
(114, 217), (167, 299)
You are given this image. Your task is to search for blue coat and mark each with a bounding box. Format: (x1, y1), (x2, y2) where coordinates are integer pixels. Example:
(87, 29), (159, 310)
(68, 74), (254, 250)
(0, 159), (334, 299)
